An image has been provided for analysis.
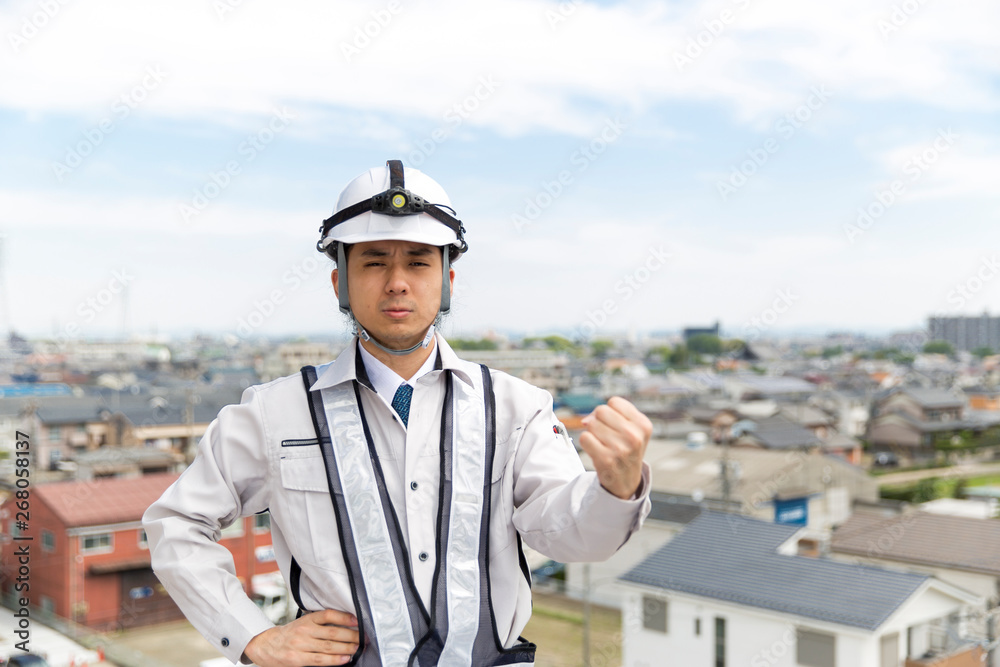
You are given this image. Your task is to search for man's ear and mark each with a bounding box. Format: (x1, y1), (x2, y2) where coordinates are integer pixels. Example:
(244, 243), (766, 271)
(448, 267), (455, 295)
(331, 268), (339, 298)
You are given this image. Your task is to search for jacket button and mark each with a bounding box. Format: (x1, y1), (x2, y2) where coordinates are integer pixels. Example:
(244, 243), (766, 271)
(418, 551), (429, 561)
(410, 481), (419, 491)
(221, 638), (230, 648)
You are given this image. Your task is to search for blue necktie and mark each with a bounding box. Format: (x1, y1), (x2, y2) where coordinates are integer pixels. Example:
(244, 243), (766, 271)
(392, 383), (413, 427)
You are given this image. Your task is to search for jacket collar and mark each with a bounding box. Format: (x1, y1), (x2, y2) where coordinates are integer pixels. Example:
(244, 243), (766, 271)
(309, 332), (474, 392)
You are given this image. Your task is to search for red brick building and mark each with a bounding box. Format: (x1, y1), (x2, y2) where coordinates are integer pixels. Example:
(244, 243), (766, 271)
(0, 472), (279, 631)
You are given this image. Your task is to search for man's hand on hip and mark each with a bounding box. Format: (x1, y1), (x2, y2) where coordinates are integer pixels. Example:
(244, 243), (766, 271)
(242, 609), (359, 666)
(579, 396), (652, 500)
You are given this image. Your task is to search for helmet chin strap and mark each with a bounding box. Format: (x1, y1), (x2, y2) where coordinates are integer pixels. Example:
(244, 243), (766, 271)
(357, 323), (436, 356)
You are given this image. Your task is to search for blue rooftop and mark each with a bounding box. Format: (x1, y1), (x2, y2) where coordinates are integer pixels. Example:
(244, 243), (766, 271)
(620, 511), (929, 631)
(0, 383), (74, 398)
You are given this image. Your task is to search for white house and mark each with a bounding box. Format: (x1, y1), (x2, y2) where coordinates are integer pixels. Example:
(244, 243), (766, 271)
(619, 512), (986, 667)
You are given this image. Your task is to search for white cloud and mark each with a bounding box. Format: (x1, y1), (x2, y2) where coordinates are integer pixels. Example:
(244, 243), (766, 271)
(2, 0), (998, 136)
(870, 132), (1000, 201)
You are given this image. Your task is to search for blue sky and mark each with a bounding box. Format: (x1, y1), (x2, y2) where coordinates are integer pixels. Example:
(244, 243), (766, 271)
(2, 0), (998, 343)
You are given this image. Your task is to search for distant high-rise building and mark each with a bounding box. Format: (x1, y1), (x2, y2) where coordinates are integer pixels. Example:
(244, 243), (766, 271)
(682, 320), (720, 341)
(928, 313), (1000, 352)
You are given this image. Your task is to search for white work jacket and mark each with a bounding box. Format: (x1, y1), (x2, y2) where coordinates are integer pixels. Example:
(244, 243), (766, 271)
(143, 334), (651, 665)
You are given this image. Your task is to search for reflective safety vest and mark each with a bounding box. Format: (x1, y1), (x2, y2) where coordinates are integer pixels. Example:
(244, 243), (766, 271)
(296, 363), (537, 666)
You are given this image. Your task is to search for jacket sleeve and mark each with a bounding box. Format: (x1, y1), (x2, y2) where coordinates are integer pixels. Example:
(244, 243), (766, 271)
(505, 381), (651, 563)
(142, 385), (275, 665)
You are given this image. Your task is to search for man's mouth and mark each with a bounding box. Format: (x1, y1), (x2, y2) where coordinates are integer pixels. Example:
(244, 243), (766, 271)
(382, 306), (412, 319)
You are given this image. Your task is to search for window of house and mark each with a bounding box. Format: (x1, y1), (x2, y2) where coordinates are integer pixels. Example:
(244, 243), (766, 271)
(641, 595), (667, 634)
(42, 530), (55, 552)
(138, 529), (148, 549)
(695, 618), (701, 636)
(797, 628), (836, 667)
(81, 533), (112, 553)
(48, 425), (61, 442)
(714, 617), (726, 667)
(254, 512), (271, 533)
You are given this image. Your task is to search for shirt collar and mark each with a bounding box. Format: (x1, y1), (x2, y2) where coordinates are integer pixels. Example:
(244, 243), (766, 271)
(358, 338), (439, 399)
(309, 332), (474, 392)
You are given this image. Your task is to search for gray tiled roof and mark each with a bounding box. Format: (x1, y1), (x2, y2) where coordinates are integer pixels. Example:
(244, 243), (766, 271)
(831, 510), (1000, 577)
(745, 416), (822, 449)
(897, 387), (965, 409)
(620, 511), (929, 630)
(648, 493), (702, 524)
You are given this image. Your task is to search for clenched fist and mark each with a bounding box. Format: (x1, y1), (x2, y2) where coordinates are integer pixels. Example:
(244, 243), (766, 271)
(579, 396), (652, 499)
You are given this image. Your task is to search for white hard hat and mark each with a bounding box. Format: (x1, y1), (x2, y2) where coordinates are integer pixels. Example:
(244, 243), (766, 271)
(318, 160), (467, 260)
(317, 159), (467, 317)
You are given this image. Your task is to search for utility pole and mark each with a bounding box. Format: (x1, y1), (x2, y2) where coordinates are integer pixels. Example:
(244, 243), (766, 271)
(582, 562), (591, 667)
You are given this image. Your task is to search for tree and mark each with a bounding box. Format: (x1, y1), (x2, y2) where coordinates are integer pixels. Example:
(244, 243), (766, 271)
(522, 335), (579, 355)
(686, 334), (722, 356)
(669, 344), (690, 368)
(972, 346), (995, 358)
(722, 339), (746, 354)
(448, 338), (498, 351)
(590, 339), (613, 358)
(923, 340), (955, 356)
(822, 345), (844, 359)
(645, 345), (672, 363)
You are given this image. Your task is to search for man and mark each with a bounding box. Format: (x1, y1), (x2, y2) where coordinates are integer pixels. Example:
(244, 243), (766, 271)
(143, 160), (652, 666)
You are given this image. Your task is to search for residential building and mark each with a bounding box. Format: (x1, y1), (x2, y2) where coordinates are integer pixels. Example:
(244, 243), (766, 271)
(565, 439), (879, 609)
(620, 512), (985, 667)
(964, 386), (1000, 412)
(0, 473), (278, 631)
(815, 388), (872, 439)
(830, 509), (1000, 608)
(259, 341), (341, 382)
(929, 315), (1000, 353)
(867, 387), (982, 458)
(455, 348), (572, 396)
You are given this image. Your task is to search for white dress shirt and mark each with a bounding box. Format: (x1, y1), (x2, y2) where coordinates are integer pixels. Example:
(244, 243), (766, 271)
(143, 333), (652, 665)
(357, 337), (438, 423)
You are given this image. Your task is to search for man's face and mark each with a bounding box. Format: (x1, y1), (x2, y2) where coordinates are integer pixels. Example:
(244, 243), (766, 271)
(333, 240), (455, 350)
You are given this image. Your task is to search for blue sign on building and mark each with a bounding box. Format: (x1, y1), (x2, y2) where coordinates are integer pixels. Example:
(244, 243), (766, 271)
(774, 496), (808, 526)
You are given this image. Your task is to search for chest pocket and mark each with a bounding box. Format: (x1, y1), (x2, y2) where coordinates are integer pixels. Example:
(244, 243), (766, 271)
(277, 444), (348, 574)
